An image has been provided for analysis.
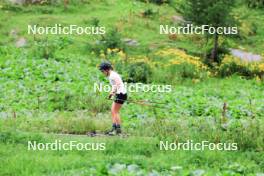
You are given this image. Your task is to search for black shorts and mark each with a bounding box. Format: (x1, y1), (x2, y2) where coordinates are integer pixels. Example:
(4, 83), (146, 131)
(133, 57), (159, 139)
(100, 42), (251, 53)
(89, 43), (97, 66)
(114, 93), (127, 104)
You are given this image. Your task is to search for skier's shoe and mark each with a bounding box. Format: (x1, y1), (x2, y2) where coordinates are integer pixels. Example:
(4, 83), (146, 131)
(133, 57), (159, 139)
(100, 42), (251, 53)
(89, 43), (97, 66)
(116, 127), (122, 135)
(105, 128), (116, 136)
(87, 131), (96, 137)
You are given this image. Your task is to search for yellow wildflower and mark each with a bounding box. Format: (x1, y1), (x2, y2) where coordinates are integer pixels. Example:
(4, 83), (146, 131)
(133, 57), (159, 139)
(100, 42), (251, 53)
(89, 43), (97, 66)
(258, 63), (264, 72)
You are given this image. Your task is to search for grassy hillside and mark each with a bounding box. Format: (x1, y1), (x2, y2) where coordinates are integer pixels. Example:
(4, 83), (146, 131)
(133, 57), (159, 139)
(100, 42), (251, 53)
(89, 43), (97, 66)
(1, 0), (263, 53)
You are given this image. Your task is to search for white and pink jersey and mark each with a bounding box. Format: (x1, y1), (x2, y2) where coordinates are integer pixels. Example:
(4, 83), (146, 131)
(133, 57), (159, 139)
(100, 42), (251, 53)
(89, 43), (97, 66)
(108, 71), (127, 94)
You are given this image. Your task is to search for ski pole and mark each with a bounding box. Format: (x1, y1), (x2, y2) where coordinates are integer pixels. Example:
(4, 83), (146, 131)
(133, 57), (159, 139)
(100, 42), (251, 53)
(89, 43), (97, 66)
(107, 97), (171, 110)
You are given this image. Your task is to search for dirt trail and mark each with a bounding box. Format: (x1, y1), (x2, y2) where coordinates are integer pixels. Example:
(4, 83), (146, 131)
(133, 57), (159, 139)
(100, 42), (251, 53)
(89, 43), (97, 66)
(40, 132), (131, 138)
(230, 49), (262, 62)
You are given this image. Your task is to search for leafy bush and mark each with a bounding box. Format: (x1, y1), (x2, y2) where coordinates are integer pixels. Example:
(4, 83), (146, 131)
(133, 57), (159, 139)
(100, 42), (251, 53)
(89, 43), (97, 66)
(142, 8), (158, 18)
(31, 37), (72, 59)
(154, 48), (209, 80)
(218, 55), (264, 78)
(89, 28), (125, 56)
(31, 40), (56, 59)
(238, 21), (258, 38)
(116, 61), (152, 83)
(91, 17), (100, 27)
(170, 63), (201, 79)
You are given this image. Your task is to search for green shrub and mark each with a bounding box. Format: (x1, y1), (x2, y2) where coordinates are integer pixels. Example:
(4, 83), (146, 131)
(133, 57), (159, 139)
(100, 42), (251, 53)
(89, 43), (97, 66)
(219, 62), (252, 77)
(218, 55), (264, 78)
(31, 37), (72, 59)
(89, 28), (125, 56)
(116, 62), (152, 83)
(238, 21), (258, 38)
(164, 63), (207, 81)
(153, 48), (209, 82)
(91, 17), (100, 27)
(142, 8), (158, 18)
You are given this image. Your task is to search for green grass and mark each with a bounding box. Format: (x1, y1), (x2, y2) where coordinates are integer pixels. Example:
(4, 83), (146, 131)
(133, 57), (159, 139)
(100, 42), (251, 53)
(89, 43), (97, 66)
(0, 131), (263, 175)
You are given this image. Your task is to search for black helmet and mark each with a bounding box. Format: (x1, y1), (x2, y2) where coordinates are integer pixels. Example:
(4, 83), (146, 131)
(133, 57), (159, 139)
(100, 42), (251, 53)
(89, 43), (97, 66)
(99, 61), (113, 71)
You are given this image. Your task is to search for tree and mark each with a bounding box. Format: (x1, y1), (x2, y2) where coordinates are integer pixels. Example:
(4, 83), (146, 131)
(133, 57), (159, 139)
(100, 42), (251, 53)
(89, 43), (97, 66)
(179, 0), (236, 63)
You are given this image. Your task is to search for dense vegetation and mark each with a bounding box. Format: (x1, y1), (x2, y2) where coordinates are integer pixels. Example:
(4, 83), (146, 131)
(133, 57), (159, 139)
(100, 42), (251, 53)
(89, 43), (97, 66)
(0, 0), (263, 175)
